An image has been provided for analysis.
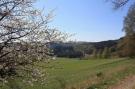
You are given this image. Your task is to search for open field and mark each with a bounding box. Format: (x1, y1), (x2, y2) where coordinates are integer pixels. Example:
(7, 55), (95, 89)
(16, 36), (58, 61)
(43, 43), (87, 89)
(1, 58), (135, 89)
(37, 58), (135, 89)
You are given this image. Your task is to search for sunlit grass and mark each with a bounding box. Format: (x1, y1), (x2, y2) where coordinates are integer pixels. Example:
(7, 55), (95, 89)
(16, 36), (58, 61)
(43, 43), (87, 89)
(1, 58), (135, 89)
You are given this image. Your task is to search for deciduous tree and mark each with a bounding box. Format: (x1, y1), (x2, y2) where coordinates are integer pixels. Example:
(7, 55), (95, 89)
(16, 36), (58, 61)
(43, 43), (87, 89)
(0, 0), (66, 88)
(118, 4), (135, 57)
(108, 0), (130, 9)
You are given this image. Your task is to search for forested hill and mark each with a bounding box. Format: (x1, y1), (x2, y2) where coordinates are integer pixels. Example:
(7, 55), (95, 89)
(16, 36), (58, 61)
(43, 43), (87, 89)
(50, 38), (122, 58)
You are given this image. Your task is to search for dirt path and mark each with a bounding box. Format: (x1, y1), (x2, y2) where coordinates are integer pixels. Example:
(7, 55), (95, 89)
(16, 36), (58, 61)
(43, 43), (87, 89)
(109, 75), (135, 89)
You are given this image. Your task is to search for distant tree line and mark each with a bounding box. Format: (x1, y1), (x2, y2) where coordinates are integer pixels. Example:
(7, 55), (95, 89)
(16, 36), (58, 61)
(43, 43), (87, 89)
(50, 40), (118, 59)
(50, 42), (84, 58)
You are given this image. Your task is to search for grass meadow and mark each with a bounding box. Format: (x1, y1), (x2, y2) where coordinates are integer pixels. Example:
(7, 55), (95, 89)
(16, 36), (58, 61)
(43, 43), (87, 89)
(1, 58), (135, 89)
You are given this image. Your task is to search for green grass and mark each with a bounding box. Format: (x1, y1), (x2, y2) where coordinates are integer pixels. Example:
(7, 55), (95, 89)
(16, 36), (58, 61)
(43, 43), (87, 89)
(43, 58), (135, 89)
(1, 58), (135, 89)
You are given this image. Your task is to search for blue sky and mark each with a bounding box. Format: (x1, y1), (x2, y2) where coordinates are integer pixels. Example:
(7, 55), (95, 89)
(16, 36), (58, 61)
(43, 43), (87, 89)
(35, 0), (131, 42)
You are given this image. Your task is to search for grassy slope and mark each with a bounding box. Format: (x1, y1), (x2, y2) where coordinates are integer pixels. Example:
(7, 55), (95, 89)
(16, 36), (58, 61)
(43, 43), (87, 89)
(44, 58), (135, 89)
(1, 58), (135, 89)
(45, 59), (121, 89)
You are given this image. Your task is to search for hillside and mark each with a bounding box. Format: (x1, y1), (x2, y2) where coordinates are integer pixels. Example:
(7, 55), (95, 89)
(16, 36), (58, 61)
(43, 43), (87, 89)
(50, 38), (121, 58)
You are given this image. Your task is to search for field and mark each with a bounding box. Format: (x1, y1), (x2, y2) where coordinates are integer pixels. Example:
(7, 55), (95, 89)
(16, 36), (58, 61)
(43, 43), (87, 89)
(38, 58), (135, 89)
(2, 58), (135, 89)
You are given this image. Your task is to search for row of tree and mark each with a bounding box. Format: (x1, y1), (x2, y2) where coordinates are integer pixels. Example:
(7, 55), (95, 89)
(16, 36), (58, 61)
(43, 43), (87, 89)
(50, 40), (118, 58)
(92, 47), (111, 59)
